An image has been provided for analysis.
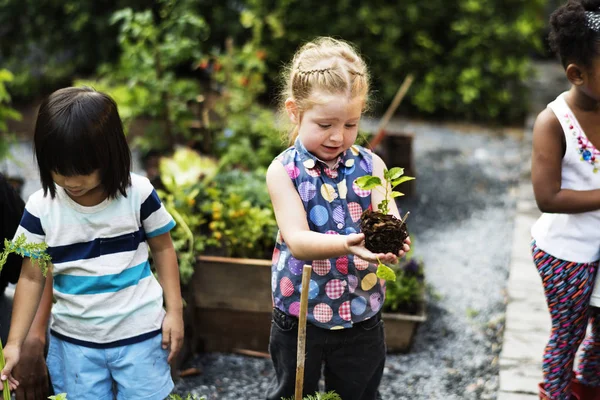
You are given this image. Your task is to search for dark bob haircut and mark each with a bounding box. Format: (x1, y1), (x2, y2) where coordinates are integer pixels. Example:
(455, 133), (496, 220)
(34, 86), (131, 199)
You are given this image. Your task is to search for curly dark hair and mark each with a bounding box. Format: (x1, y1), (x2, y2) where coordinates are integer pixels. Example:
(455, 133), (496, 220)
(549, 0), (600, 68)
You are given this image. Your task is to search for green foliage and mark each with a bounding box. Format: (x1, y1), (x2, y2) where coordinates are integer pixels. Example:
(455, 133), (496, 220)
(0, 234), (51, 277)
(375, 263), (396, 281)
(78, 0), (208, 152)
(48, 394), (68, 400)
(240, 0), (546, 123)
(168, 394), (206, 400)
(282, 391), (342, 400)
(383, 248), (426, 314)
(156, 148), (278, 283)
(0, 69), (21, 161)
(355, 167), (415, 215)
(206, 37), (285, 170)
(0, 0), (149, 99)
(201, 172), (278, 259)
(157, 148), (218, 283)
(214, 105), (285, 171)
(1, 0), (546, 123)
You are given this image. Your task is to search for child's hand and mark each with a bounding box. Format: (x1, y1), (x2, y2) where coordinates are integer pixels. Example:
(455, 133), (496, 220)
(345, 233), (399, 264)
(0, 343), (21, 392)
(12, 335), (50, 399)
(398, 236), (411, 258)
(162, 310), (184, 364)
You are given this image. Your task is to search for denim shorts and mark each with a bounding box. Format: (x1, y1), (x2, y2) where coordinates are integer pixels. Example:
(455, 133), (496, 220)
(46, 332), (174, 400)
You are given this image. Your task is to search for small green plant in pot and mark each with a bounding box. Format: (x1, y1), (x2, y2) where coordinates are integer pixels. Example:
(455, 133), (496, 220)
(0, 234), (51, 400)
(384, 252), (426, 315)
(355, 167), (415, 281)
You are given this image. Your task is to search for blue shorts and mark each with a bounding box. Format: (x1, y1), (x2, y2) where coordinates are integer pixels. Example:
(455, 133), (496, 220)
(46, 332), (174, 400)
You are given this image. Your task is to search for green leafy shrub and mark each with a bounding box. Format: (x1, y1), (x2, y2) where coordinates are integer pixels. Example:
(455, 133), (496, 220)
(168, 394), (207, 400)
(199, 28), (285, 169)
(0, 1), (151, 99)
(156, 147), (218, 283)
(0, 69), (22, 161)
(201, 170), (278, 259)
(76, 0), (209, 153)
(383, 248), (426, 314)
(156, 148), (278, 284)
(240, 0), (546, 123)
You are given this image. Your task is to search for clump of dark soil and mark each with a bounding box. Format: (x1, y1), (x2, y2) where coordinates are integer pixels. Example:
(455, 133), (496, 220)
(360, 209), (409, 255)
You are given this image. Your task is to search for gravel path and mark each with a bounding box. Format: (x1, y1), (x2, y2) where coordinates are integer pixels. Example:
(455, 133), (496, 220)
(173, 119), (523, 400)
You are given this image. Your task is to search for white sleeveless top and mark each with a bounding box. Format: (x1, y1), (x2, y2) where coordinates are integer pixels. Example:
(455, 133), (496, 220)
(531, 93), (600, 264)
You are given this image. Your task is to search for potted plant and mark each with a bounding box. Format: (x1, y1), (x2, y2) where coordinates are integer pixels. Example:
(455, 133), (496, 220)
(381, 249), (427, 353)
(0, 234), (51, 400)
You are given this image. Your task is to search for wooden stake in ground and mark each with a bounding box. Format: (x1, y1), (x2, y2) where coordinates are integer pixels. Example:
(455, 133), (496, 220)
(368, 74), (415, 150)
(295, 265), (312, 400)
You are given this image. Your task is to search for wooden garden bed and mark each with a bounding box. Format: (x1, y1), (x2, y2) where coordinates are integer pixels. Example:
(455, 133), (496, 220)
(189, 255), (426, 354)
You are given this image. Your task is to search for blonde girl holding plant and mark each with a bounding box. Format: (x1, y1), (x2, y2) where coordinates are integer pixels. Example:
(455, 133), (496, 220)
(266, 37), (411, 400)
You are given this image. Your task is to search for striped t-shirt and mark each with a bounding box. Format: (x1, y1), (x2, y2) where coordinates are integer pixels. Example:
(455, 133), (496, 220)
(14, 173), (176, 347)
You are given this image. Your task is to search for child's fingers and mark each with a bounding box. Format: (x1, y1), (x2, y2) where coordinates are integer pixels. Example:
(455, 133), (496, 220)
(0, 373), (19, 391)
(398, 243), (410, 257)
(404, 236), (411, 245)
(8, 375), (19, 391)
(162, 328), (171, 350)
(346, 233), (365, 247)
(167, 335), (183, 364)
(378, 253), (397, 264)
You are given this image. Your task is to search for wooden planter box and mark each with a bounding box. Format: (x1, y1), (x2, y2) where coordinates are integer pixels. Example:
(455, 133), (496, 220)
(382, 300), (427, 353)
(189, 255), (426, 354)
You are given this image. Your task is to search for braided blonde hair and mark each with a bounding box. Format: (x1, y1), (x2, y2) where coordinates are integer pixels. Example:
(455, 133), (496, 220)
(281, 37), (370, 145)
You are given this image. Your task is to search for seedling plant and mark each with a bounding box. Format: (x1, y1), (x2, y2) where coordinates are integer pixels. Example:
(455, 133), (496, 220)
(355, 167), (415, 281)
(0, 234), (51, 400)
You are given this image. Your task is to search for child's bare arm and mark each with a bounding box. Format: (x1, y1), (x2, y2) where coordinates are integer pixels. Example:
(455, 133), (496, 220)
(1, 257), (46, 390)
(532, 108), (600, 213)
(7, 258), (46, 346)
(266, 161), (397, 263)
(147, 232), (183, 363)
(12, 273), (52, 398)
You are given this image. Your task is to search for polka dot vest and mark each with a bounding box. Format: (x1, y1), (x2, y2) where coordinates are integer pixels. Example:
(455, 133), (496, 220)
(271, 138), (385, 330)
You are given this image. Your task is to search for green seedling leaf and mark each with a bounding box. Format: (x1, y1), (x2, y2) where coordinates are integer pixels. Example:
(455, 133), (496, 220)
(376, 262), (397, 282)
(355, 176), (381, 190)
(391, 176), (415, 187)
(1, 341), (8, 400)
(49, 394), (68, 400)
(387, 167), (404, 180)
(390, 192), (404, 198)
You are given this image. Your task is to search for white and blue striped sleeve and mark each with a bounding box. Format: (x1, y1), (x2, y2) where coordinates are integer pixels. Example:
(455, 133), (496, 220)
(138, 177), (176, 238)
(13, 192), (46, 248)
